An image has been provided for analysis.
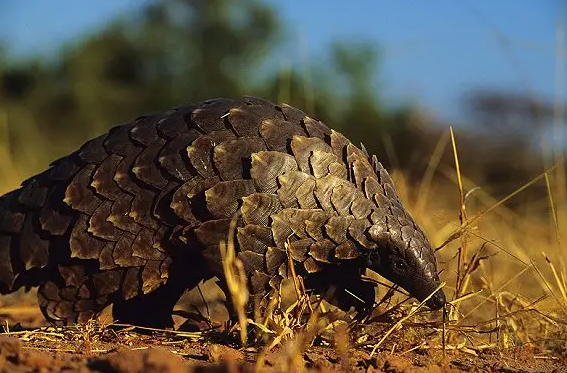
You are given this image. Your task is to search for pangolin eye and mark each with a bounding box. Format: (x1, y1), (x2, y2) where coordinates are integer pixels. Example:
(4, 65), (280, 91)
(391, 257), (407, 273)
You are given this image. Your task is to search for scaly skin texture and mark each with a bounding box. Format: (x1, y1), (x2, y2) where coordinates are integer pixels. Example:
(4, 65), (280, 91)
(0, 97), (445, 327)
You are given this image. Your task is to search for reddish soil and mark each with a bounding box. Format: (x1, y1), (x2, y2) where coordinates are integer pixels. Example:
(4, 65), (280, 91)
(0, 292), (564, 373)
(0, 334), (564, 373)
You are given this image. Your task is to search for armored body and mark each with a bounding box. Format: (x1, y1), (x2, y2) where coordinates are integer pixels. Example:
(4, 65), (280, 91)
(0, 97), (445, 327)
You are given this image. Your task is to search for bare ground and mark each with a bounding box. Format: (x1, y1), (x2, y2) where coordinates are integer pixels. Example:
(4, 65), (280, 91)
(0, 294), (564, 373)
(0, 332), (564, 373)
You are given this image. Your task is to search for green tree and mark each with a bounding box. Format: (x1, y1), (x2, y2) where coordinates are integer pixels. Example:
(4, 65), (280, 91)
(1, 0), (281, 163)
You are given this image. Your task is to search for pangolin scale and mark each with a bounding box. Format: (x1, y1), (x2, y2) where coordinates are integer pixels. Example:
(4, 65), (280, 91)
(0, 97), (445, 327)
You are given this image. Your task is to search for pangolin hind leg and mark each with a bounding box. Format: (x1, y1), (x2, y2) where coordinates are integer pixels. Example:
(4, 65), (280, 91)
(36, 255), (208, 328)
(112, 250), (215, 328)
(112, 276), (195, 328)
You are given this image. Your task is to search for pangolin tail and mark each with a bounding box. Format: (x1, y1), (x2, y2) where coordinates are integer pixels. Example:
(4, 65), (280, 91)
(0, 163), (75, 295)
(0, 188), (40, 293)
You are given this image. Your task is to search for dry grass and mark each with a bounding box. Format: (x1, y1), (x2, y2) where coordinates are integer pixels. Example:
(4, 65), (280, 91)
(208, 122), (567, 368)
(0, 5), (565, 372)
(390, 129), (567, 357)
(0, 112), (566, 369)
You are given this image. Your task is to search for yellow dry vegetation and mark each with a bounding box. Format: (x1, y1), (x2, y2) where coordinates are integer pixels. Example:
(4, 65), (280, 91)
(217, 125), (567, 363)
(0, 116), (565, 364)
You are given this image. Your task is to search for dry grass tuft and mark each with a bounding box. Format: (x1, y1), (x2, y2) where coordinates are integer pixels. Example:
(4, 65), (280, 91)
(219, 219), (250, 346)
(385, 128), (567, 360)
(0, 117), (565, 369)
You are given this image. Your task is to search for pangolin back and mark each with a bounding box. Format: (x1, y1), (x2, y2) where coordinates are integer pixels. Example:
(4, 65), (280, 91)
(0, 97), (445, 327)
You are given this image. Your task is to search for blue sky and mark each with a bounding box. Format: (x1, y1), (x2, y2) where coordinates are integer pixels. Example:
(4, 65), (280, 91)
(0, 0), (562, 123)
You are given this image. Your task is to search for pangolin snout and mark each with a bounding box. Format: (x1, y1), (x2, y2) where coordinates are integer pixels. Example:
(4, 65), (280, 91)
(414, 264), (446, 310)
(425, 288), (446, 310)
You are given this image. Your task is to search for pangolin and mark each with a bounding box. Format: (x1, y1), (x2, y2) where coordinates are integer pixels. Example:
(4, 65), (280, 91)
(0, 97), (446, 327)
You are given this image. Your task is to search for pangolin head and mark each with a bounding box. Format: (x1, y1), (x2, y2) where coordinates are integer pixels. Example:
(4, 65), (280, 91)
(364, 214), (446, 310)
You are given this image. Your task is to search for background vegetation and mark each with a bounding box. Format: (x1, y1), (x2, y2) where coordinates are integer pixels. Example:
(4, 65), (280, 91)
(1, 0), (563, 197)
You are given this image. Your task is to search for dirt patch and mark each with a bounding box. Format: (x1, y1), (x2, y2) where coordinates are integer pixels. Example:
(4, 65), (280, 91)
(0, 332), (563, 373)
(0, 291), (564, 372)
